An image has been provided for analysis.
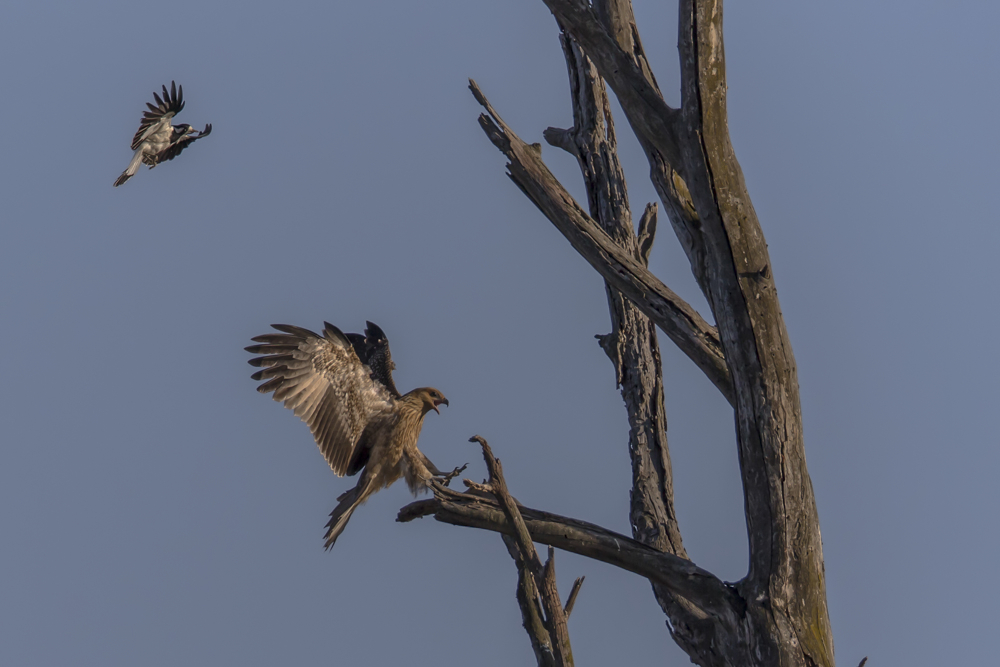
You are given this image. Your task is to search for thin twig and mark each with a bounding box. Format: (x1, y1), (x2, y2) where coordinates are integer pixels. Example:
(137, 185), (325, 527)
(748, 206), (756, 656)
(563, 577), (585, 618)
(636, 202), (657, 267)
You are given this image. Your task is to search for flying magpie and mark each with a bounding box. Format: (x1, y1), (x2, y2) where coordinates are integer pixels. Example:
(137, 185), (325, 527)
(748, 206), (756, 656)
(114, 81), (212, 187)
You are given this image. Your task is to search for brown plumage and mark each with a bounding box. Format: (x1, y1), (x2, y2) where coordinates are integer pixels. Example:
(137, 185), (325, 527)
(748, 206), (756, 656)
(246, 321), (461, 548)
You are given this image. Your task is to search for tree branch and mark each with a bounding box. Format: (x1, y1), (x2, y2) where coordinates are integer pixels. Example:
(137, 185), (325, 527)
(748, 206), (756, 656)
(636, 202), (657, 266)
(471, 436), (575, 666)
(543, 27), (710, 640)
(537, 0), (684, 173)
(442, 0), (838, 663)
(672, 4), (834, 665)
(546, 0), (715, 308)
(563, 576), (584, 618)
(536, 7), (834, 662)
(547, 28), (688, 557)
(469, 80), (734, 405)
(400, 480), (736, 622)
(502, 533), (557, 666)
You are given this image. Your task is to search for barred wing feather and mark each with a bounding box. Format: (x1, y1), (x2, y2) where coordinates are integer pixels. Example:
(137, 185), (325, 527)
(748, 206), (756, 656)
(246, 322), (395, 476)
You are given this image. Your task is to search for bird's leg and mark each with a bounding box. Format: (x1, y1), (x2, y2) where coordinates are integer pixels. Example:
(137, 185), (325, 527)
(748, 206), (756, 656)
(419, 451), (467, 487)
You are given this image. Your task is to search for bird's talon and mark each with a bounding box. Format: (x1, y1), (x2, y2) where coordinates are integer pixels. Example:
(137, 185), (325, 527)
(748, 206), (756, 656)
(247, 320), (452, 548)
(437, 463), (468, 486)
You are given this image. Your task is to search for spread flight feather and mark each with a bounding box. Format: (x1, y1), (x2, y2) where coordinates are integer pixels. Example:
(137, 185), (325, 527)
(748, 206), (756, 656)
(247, 321), (462, 548)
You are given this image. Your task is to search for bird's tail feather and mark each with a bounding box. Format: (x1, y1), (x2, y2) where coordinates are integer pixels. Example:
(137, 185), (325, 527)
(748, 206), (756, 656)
(324, 485), (366, 550)
(113, 150), (143, 187)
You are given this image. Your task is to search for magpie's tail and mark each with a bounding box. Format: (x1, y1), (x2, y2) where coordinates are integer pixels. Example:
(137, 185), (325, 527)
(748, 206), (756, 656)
(113, 150), (143, 187)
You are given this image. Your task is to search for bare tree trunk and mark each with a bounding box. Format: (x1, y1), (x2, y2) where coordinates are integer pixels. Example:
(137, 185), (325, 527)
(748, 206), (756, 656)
(402, 2), (835, 665)
(544, 26), (711, 650)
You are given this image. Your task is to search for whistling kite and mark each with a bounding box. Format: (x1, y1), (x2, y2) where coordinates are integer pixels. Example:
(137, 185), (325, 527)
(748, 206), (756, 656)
(114, 81), (212, 187)
(247, 321), (462, 548)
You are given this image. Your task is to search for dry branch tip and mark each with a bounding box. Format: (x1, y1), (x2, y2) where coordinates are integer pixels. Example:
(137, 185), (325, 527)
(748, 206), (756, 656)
(564, 576), (585, 618)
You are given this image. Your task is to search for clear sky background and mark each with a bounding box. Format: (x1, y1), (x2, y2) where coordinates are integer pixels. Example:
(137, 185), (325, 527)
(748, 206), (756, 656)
(1, 1), (997, 665)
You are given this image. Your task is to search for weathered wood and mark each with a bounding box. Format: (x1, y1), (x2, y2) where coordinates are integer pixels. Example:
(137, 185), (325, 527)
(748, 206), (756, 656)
(675, 2), (834, 665)
(471, 436), (575, 667)
(543, 0), (715, 303)
(396, 1), (835, 664)
(635, 202), (657, 266)
(532, 1), (836, 665)
(537, 0), (684, 174)
(502, 534), (555, 667)
(470, 80), (734, 405)
(400, 483), (738, 621)
(562, 575), (584, 618)
(544, 27), (705, 644)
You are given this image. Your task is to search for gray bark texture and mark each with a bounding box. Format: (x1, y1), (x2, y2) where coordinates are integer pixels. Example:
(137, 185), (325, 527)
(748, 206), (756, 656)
(402, 1), (835, 665)
(471, 436), (576, 667)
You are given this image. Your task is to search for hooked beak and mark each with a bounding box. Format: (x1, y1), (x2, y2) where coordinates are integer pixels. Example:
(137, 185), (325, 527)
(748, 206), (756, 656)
(432, 397), (449, 414)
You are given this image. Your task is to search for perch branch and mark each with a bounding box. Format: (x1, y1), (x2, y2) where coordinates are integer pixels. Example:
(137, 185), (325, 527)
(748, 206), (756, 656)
(401, 478), (735, 621)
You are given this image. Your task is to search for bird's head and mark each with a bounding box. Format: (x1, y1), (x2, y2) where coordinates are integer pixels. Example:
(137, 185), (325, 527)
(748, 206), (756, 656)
(178, 124), (196, 135)
(414, 387), (449, 415)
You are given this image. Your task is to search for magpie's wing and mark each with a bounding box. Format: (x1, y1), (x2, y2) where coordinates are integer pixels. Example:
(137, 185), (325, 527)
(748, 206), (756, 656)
(130, 81), (185, 150)
(156, 124), (212, 163)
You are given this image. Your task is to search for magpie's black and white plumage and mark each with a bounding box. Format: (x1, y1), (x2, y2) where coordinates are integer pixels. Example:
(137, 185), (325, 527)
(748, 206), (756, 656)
(113, 81), (212, 187)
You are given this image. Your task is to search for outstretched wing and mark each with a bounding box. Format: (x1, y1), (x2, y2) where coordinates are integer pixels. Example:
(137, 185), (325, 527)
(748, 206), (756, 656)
(130, 81), (185, 150)
(344, 321), (401, 398)
(246, 322), (395, 476)
(156, 124), (212, 162)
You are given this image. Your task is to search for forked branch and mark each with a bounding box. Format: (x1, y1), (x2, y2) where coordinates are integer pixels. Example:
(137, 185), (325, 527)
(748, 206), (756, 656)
(538, 0), (684, 172)
(399, 438), (737, 622)
(469, 80), (733, 405)
(543, 29), (695, 634)
(467, 436), (575, 666)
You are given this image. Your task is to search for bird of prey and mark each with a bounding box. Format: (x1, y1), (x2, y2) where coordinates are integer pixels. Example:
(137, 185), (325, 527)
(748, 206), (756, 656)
(113, 81), (212, 187)
(246, 321), (464, 548)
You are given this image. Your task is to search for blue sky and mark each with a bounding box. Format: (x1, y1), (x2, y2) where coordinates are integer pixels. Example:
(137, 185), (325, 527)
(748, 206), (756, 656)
(1, 1), (998, 665)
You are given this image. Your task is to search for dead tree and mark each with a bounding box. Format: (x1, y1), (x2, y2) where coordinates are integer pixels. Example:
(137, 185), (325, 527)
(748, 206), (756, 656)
(401, 1), (836, 665)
